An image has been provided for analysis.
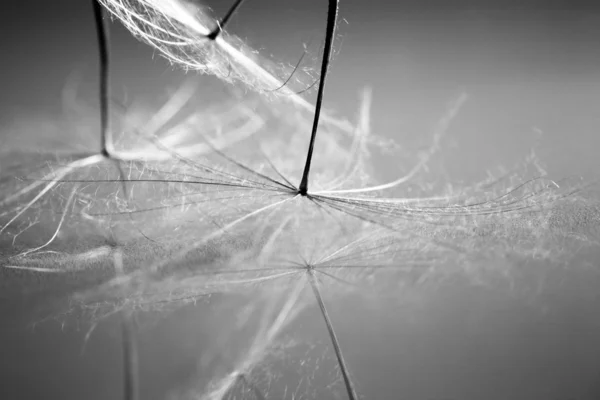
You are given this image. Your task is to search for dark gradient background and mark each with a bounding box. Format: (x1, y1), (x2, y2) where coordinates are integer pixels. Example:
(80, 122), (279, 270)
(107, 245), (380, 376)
(2, 1), (600, 400)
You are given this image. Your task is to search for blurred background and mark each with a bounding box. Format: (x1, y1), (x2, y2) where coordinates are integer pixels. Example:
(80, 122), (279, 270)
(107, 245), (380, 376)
(2, 1), (600, 399)
(2, 0), (600, 177)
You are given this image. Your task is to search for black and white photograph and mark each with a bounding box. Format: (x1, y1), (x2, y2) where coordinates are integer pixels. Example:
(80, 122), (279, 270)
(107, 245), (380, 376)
(1, 1), (600, 399)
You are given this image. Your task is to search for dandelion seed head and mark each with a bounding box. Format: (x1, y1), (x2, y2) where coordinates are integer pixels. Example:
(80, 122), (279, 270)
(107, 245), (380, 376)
(98, 0), (318, 98)
(3, 1), (600, 399)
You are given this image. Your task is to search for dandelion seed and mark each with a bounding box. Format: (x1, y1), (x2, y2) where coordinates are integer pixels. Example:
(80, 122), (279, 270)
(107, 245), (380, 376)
(2, 1), (600, 400)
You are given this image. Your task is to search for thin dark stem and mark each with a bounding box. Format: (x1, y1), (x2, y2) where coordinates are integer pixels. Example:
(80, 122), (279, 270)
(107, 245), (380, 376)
(121, 313), (139, 400)
(92, 0), (111, 157)
(105, 242), (140, 400)
(266, 48), (308, 93)
(299, 0), (340, 196)
(93, 5), (133, 399)
(108, 240), (139, 400)
(207, 0), (247, 40)
(307, 270), (358, 400)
